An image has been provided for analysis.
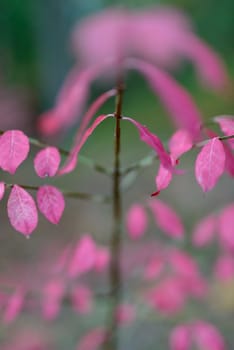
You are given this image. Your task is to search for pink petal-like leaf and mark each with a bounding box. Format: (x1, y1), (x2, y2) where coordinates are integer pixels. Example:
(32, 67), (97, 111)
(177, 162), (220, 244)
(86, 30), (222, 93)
(147, 277), (186, 315)
(214, 115), (234, 149)
(192, 214), (217, 247)
(7, 185), (38, 236)
(71, 284), (93, 314)
(169, 325), (191, 350)
(127, 58), (202, 140)
(169, 250), (200, 279)
(94, 246), (110, 272)
(59, 114), (111, 175)
(123, 117), (172, 169)
(148, 198), (184, 238)
(73, 89), (116, 146)
(42, 279), (65, 320)
(3, 287), (25, 324)
(155, 163), (173, 192)
(223, 142), (234, 177)
(169, 129), (193, 159)
(195, 138), (226, 192)
(68, 234), (96, 278)
(193, 321), (225, 350)
(37, 185), (65, 224)
(116, 303), (136, 326)
(0, 130), (30, 174)
(218, 204), (234, 251)
(34, 147), (61, 178)
(144, 256), (164, 281)
(0, 181), (5, 200)
(38, 65), (103, 135)
(126, 204), (148, 239)
(182, 35), (228, 90)
(214, 255), (234, 281)
(76, 328), (106, 350)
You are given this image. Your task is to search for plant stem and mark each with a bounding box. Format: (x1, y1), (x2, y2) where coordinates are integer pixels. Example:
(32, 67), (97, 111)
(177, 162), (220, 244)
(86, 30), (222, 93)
(103, 79), (124, 350)
(5, 183), (109, 203)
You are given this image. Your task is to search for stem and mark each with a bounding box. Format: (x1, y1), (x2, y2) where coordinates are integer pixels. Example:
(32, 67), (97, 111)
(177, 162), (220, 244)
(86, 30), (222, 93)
(103, 80), (124, 350)
(5, 183), (109, 203)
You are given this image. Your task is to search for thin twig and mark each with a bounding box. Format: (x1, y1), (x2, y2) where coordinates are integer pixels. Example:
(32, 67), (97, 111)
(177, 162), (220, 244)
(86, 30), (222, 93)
(5, 183), (109, 203)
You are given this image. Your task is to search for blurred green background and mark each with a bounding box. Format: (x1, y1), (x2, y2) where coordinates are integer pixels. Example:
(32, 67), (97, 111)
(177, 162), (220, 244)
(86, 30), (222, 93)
(0, 0), (234, 349)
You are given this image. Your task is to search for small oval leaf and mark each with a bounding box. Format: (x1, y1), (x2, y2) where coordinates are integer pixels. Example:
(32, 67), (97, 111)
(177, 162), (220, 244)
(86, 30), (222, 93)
(37, 185), (65, 224)
(195, 138), (225, 192)
(34, 147), (61, 177)
(7, 185), (38, 236)
(0, 130), (30, 174)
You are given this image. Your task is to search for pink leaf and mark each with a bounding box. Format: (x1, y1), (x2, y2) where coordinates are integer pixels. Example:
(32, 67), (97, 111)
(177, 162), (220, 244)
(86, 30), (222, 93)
(192, 214), (217, 247)
(147, 277), (186, 315)
(169, 129), (193, 159)
(71, 284), (93, 314)
(0, 181), (5, 200)
(94, 246), (110, 272)
(214, 115), (234, 149)
(144, 256), (164, 281)
(127, 59), (202, 140)
(169, 250), (199, 279)
(73, 89), (116, 146)
(0, 130), (30, 174)
(38, 65), (103, 135)
(34, 147), (61, 178)
(195, 138), (225, 192)
(218, 204), (234, 251)
(182, 35), (228, 90)
(223, 142), (234, 177)
(59, 114), (111, 175)
(37, 185), (65, 224)
(3, 287), (25, 324)
(155, 163), (173, 192)
(7, 185), (38, 236)
(123, 117), (172, 169)
(68, 234), (96, 278)
(76, 328), (106, 350)
(148, 199), (184, 238)
(116, 303), (136, 326)
(126, 204), (148, 239)
(193, 321), (225, 350)
(214, 255), (234, 281)
(42, 279), (65, 320)
(169, 325), (191, 350)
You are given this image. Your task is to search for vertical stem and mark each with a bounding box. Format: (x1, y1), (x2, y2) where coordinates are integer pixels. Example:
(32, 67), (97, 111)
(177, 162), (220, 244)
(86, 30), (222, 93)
(103, 79), (124, 350)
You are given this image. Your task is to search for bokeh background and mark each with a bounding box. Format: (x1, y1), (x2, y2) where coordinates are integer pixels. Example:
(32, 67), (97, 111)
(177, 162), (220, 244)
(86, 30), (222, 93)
(0, 0), (234, 349)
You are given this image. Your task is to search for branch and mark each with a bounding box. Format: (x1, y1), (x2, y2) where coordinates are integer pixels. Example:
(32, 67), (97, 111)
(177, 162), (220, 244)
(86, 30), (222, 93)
(103, 80), (124, 350)
(5, 183), (109, 203)
(196, 134), (234, 147)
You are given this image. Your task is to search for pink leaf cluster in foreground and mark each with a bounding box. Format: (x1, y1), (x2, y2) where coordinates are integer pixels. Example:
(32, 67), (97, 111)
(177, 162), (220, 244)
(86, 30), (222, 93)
(144, 249), (207, 315)
(170, 321), (225, 350)
(0, 234), (110, 324)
